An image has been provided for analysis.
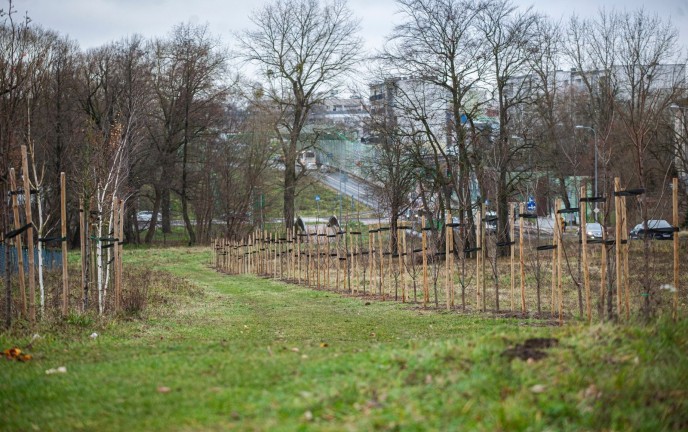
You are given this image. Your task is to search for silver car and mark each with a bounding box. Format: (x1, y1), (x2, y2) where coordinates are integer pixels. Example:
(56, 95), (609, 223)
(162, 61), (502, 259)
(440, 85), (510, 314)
(581, 222), (604, 240)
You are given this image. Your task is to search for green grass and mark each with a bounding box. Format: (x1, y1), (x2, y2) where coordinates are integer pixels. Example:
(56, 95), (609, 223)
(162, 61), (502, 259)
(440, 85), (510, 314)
(264, 174), (373, 219)
(2, 247), (687, 431)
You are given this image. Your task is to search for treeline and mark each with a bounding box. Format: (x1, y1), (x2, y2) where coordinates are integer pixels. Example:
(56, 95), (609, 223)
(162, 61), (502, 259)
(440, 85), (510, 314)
(366, 0), (687, 250)
(1, 0), (687, 250)
(0, 2), (276, 246)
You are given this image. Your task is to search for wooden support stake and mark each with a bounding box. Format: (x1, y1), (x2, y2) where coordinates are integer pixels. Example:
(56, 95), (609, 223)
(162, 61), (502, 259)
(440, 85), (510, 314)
(118, 198), (124, 310)
(21, 146), (36, 324)
(600, 206), (607, 322)
(368, 229), (373, 295)
(556, 199), (563, 325)
(422, 217), (429, 307)
(335, 230), (341, 291)
(326, 228), (330, 287)
(401, 227), (407, 302)
(580, 185), (591, 323)
(551, 208), (558, 316)
(316, 228), (321, 289)
(352, 230), (358, 293)
(113, 198), (121, 313)
(448, 217), (454, 308)
(509, 203), (515, 312)
(379, 225), (385, 300)
(308, 229), (313, 287)
(445, 213), (451, 310)
(481, 203), (486, 312)
(519, 203), (526, 313)
(9, 168), (27, 317)
(296, 232), (301, 284)
(614, 177), (622, 319)
(476, 207), (482, 311)
(272, 233), (275, 278)
(622, 196), (630, 320)
(79, 199), (86, 311)
(398, 226), (405, 303)
(349, 229), (355, 294)
(673, 177), (680, 319)
(388, 229), (394, 300)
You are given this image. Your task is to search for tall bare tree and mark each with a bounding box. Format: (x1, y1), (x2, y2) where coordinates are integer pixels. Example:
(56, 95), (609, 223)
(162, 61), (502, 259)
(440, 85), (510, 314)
(238, 0), (362, 230)
(377, 0), (489, 238)
(147, 23), (228, 244)
(614, 9), (685, 318)
(361, 83), (417, 253)
(477, 0), (539, 252)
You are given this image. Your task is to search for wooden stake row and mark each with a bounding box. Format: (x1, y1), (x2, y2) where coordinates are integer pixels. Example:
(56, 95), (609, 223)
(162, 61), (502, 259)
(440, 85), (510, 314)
(4, 146), (71, 324)
(214, 179), (683, 322)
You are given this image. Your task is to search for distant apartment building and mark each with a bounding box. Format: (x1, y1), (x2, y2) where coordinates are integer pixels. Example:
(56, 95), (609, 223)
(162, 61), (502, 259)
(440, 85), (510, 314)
(369, 77), (453, 148)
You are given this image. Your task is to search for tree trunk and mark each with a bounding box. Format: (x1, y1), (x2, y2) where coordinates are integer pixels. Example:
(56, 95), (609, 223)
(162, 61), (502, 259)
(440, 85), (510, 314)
(145, 188), (162, 244)
(161, 185), (171, 234)
(283, 151), (296, 230)
(181, 194), (196, 246)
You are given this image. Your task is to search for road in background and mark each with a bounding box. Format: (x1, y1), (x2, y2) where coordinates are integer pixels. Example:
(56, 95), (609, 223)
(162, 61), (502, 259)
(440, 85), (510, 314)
(317, 170), (381, 210)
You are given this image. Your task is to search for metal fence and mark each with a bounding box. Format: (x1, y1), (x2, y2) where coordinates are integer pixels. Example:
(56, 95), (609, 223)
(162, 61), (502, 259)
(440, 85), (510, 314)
(0, 245), (63, 273)
(318, 139), (376, 179)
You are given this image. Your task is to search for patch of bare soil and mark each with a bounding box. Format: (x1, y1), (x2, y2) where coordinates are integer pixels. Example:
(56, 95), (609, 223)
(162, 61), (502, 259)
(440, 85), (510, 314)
(501, 337), (559, 361)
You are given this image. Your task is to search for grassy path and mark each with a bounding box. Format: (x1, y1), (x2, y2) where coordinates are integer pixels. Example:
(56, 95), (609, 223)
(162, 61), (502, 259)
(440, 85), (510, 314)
(2, 247), (687, 431)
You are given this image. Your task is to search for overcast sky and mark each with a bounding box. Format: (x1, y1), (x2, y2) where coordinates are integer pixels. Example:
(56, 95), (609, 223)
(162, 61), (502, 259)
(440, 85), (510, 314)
(11, 0), (688, 55)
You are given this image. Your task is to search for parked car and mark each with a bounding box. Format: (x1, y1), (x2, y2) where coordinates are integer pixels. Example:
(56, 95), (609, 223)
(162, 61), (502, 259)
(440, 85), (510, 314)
(319, 164), (334, 174)
(137, 211), (154, 230)
(484, 211), (498, 234)
(579, 222), (604, 240)
(629, 219), (674, 240)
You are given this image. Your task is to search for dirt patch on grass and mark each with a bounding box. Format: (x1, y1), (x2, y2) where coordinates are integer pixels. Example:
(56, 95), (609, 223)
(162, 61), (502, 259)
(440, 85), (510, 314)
(501, 337), (559, 361)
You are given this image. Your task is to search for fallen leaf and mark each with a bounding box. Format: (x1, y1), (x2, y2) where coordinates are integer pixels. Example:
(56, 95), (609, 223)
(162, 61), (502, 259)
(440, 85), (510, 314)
(157, 386), (171, 393)
(291, 347), (300, 352)
(319, 342), (329, 348)
(4, 347), (21, 359)
(303, 410), (313, 421)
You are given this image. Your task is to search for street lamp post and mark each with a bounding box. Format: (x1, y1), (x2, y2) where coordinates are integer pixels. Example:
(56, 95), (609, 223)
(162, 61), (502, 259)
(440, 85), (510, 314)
(575, 125), (599, 220)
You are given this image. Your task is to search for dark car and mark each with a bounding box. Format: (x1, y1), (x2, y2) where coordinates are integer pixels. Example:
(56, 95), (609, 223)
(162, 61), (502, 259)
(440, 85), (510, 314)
(629, 219), (674, 240)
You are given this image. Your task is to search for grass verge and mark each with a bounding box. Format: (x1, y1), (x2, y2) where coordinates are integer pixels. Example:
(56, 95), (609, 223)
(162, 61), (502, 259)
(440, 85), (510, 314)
(1, 247), (687, 431)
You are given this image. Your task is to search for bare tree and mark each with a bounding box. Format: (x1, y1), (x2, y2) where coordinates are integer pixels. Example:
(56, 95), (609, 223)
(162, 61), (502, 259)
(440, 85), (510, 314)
(0, 1), (35, 235)
(477, 0), (539, 252)
(237, 0), (362, 230)
(146, 23), (228, 244)
(361, 82), (417, 254)
(613, 9), (684, 318)
(377, 0), (489, 239)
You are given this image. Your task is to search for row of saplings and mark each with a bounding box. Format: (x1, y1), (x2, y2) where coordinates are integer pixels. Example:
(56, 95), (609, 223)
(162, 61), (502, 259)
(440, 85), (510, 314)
(213, 178), (683, 323)
(2, 145), (127, 329)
